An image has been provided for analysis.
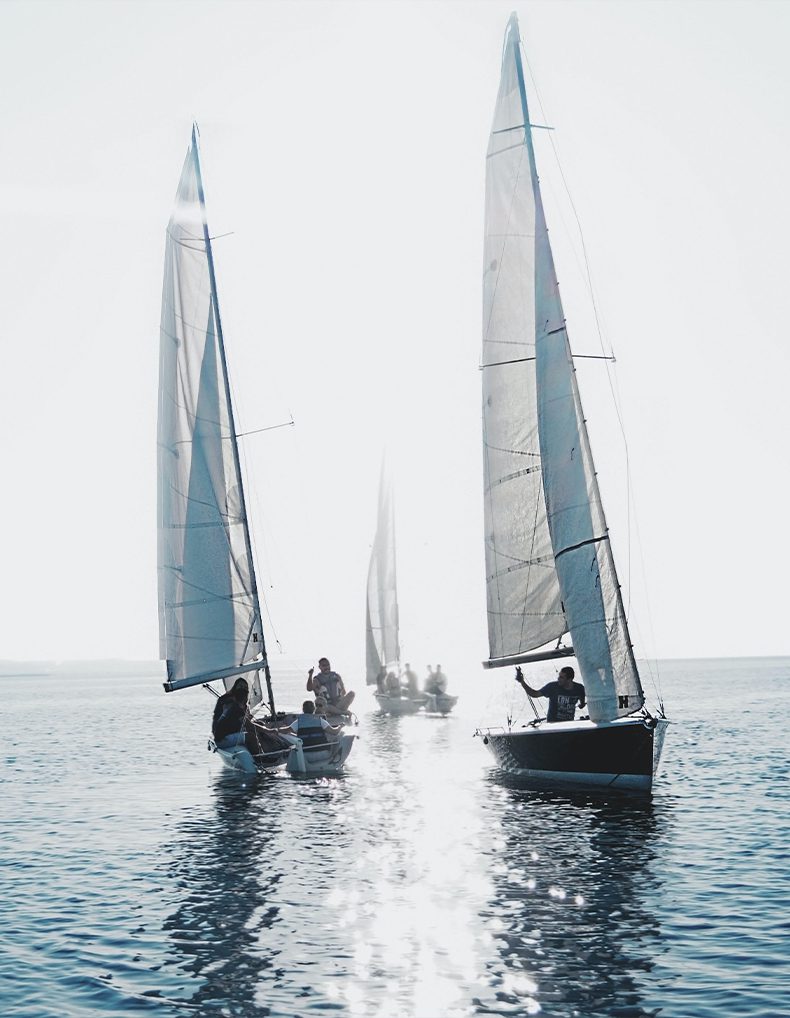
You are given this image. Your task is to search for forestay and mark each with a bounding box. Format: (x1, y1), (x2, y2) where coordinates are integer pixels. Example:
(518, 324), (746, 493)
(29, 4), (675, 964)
(157, 131), (265, 708)
(482, 16), (643, 722)
(365, 461), (400, 685)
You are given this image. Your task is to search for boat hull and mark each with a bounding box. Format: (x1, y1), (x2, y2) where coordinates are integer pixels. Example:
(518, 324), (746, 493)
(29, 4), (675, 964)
(423, 693), (458, 715)
(375, 693), (423, 715)
(212, 742), (291, 774)
(281, 733), (356, 775)
(479, 717), (669, 791)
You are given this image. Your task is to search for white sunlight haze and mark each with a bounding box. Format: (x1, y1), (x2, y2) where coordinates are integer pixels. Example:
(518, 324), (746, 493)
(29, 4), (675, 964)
(0, 0), (787, 680)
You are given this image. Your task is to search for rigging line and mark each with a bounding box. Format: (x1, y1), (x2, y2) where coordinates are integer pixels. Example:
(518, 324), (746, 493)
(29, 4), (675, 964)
(480, 353), (615, 369)
(236, 417), (295, 439)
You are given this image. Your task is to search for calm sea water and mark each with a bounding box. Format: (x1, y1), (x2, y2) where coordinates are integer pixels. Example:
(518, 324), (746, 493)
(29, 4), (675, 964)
(2, 656), (788, 1018)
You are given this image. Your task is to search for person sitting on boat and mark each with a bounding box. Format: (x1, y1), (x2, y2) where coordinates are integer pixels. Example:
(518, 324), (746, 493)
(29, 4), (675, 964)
(402, 663), (419, 697)
(212, 677), (250, 748)
(514, 665), (586, 722)
(385, 670), (401, 697)
(375, 667), (388, 695)
(285, 700), (340, 750)
(307, 657), (355, 717)
(212, 677), (289, 756)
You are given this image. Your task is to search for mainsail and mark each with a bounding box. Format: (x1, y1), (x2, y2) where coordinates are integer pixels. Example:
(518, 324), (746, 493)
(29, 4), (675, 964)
(157, 129), (269, 711)
(482, 16), (643, 722)
(365, 461), (400, 685)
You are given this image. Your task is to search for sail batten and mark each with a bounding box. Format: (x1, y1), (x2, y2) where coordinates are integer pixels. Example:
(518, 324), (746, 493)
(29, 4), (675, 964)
(157, 133), (269, 710)
(482, 15), (644, 720)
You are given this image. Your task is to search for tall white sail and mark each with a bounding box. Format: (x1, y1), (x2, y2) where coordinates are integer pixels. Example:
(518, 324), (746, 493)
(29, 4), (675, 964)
(483, 16), (643, 721)
(365, 461), (400, 685)
(482, 15), (566, 664)
(157, 130), (266, 708)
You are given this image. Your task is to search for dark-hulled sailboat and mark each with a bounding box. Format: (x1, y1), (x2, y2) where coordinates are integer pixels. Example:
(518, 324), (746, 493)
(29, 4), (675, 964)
(476, 16), (668, 791)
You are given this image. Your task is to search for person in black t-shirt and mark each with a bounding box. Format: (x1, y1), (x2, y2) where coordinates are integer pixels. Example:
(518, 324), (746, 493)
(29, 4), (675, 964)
(514, 665), (586, 722)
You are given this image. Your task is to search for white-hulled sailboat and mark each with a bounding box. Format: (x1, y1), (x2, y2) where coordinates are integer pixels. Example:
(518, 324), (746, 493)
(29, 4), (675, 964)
(157, 129), (355, 776)
(366, 463), (419, 715)
(365, 463), (457, 716)
(476, 17), (668, 791)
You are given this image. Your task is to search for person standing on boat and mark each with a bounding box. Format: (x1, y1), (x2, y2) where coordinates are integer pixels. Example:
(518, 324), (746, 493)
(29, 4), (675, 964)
(307, 657), (355, 716)
(424, 664), (448, 711)
(514, 666), (586, 722)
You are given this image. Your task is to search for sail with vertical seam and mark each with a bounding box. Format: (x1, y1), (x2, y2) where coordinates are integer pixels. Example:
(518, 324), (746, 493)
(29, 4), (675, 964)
(157, 132), (265, 707)
(483, 15), (644, 721)
(365, 460), (400, 685)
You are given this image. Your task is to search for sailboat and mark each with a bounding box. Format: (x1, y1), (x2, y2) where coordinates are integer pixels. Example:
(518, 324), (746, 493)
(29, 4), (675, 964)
(476, 16), (668, 791)
(365, 463), (457, 716)
(157, 129), (355, 776)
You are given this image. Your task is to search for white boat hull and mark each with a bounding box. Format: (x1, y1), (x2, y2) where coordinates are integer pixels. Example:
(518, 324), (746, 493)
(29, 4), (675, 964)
(375, 693), (423, 715)
(281, 733), (356, 775)
(212, 740), (291, 775)
(423, 693), (458, 715)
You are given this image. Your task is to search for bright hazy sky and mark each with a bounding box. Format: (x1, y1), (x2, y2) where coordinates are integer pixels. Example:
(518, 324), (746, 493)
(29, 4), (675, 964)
(1, 0), (787, 675)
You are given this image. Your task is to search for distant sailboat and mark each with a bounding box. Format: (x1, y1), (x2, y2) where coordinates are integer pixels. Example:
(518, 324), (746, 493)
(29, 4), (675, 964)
(157, 129), (355, 775)
(476, 16), (668, 790)
(365, 462), (457, 715)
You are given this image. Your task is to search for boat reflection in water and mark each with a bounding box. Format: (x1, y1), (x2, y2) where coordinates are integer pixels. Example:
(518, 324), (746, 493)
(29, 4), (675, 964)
(161, 776), (285, 1016)
(477, 780), (669, 1016)
(159, 704), (668, 1017)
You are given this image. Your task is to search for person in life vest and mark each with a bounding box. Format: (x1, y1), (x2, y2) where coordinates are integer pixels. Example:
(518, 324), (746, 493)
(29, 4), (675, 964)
(514, 665), (586, 722)
(306, 657), (355, 717)
(285, 700), (341, 750)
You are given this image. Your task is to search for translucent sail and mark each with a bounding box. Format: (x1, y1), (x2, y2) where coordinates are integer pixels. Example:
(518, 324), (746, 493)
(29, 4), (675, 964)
(482, 15), (566, 664)
(365, 461), (400, 685)
(157, 132), (265, 708)
(483, 16), (644, 721)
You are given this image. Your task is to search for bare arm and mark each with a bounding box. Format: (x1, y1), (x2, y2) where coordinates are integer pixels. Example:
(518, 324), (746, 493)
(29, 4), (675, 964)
(515, 667), (544, 699)
(306, 666), (315, 692)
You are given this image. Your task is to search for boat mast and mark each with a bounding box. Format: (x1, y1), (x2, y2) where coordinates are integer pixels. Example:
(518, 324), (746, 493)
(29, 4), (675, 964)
(190, 126), (276, 717)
